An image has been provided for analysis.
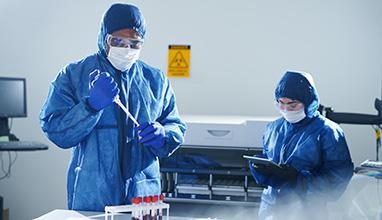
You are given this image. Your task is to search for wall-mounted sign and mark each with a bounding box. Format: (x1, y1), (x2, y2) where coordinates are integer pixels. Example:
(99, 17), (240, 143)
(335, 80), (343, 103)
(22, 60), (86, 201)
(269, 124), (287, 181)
(167, 45), (190, 78)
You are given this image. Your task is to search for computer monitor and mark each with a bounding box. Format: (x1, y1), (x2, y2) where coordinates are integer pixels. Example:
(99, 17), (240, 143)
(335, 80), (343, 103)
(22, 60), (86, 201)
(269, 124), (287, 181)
(0, 77), (27, 136)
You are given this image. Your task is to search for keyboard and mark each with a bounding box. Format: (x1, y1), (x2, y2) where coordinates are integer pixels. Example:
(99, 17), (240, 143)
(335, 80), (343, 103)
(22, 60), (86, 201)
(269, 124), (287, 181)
(0, 141), (49, 151)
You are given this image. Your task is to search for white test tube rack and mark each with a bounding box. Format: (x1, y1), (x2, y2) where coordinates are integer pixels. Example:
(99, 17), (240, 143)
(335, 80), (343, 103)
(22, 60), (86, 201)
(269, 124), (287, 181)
(104, 202), (170, 220)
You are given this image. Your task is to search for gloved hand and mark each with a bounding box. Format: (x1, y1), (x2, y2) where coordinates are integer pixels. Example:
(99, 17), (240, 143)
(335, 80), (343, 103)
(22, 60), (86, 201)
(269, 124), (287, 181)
(137, 122), (166, 149)
(88, 70), (119, 111)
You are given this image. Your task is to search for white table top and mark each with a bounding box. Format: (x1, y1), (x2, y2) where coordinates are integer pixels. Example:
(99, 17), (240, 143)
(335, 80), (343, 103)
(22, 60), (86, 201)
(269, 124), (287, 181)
(34, 209), (219, 220)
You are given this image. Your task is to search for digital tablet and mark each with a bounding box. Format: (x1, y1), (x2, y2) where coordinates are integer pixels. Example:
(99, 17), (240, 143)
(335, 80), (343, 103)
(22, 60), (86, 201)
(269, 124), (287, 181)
(243, 155), (281, 168)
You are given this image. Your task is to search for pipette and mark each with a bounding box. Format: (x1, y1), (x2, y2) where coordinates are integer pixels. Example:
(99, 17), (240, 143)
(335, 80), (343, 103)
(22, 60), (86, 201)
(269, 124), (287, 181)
(114, 96), (140, 127)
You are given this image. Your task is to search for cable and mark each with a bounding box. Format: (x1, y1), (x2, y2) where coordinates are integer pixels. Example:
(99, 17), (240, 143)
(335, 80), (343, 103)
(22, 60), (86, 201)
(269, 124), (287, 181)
(0, 151), (18, 180)
(0, 152), (9, 179)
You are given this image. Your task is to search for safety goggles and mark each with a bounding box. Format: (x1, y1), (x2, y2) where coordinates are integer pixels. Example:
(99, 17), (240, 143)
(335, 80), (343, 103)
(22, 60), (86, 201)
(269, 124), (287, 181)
(106, 34), (144, 49)
(275, 100), (304, 111)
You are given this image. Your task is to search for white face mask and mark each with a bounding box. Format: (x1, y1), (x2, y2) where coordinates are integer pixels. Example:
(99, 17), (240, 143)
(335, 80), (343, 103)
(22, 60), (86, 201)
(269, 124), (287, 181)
(107, 46), (140, 71)
(280, 108), (306, 123)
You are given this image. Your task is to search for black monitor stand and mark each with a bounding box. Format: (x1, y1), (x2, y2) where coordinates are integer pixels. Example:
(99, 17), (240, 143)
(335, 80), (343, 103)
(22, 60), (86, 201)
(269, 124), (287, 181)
(0, 117), (10, 137)
(0, 117), (19, 141)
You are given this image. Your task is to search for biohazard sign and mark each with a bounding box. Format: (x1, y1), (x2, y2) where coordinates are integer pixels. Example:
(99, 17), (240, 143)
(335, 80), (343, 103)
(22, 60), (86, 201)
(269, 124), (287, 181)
(167, 45), (190, 77)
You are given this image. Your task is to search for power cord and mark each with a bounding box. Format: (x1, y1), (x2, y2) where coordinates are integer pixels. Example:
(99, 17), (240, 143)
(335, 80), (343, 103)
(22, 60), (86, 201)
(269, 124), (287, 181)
(0, 151), (18, 180)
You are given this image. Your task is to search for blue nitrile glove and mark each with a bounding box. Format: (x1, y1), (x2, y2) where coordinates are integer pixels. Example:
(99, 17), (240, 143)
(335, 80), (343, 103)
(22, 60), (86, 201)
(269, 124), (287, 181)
(88, 70), (119, 111)
(137, 122), (166, 149)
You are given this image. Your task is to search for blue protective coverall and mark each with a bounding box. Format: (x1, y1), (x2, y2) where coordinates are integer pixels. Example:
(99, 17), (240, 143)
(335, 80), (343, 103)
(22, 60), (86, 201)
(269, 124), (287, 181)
(40, 4), (186, 211)
(250, 71), (354, 219)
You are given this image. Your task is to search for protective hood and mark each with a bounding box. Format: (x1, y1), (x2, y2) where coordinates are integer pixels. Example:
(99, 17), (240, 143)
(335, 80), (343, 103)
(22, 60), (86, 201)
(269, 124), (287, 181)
(97, 3), (146, 56)
(275, 71), (320, 118)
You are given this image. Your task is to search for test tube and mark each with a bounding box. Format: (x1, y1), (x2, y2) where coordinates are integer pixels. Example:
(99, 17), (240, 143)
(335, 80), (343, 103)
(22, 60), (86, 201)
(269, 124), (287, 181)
(137, 197), (143, 220)
(158, 194), (164, 220)
(151, 195), (159, 220)
(131, 197), (140, 220)
(143, 196), (151, 220)
(149, 196), (157, 220)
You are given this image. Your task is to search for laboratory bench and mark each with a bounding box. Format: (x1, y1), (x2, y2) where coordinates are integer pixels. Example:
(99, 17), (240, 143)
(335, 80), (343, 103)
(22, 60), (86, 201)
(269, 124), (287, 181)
(34, 209), (223, 220)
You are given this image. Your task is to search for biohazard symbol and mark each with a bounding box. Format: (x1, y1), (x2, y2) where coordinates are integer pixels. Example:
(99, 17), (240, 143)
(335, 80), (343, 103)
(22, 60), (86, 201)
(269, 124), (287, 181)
(169, 51), (189, 68)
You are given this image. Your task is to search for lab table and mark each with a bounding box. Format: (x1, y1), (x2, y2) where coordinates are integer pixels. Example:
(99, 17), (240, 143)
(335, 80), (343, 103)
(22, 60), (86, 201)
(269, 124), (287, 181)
(0, 141), (48, 220)
(34, 209), (220, 220)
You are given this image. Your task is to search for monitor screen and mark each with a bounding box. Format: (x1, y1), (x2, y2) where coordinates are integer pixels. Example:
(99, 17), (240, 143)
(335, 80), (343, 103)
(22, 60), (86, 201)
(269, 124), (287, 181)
(0, 77), (27, 118)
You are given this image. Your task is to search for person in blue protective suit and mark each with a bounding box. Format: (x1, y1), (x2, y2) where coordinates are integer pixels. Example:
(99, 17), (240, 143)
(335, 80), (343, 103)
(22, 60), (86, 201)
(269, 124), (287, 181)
(250, 71), (354, 220)
(39, 3), (186, 211)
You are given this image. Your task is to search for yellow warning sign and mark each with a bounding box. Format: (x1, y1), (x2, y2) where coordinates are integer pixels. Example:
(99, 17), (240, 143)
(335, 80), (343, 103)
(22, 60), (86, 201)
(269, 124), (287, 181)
(168, 45), (190, 77)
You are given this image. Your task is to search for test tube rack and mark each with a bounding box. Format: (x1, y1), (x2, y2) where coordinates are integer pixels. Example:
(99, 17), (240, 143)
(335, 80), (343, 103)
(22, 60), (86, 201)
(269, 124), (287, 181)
(104, 202), (170, 220)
